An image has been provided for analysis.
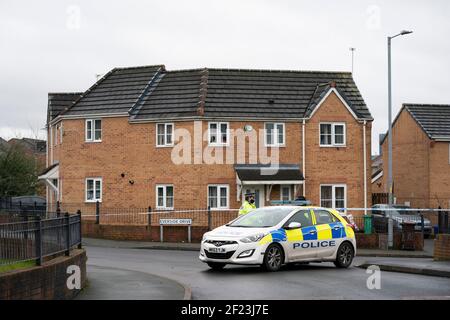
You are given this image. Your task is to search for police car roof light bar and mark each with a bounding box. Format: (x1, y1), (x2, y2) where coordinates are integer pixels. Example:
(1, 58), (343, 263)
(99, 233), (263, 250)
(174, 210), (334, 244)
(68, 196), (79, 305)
(270, 200), (312, 206)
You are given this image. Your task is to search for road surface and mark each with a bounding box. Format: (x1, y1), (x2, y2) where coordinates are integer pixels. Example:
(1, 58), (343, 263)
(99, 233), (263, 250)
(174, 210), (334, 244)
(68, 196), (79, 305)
(79, 244), (450, 300)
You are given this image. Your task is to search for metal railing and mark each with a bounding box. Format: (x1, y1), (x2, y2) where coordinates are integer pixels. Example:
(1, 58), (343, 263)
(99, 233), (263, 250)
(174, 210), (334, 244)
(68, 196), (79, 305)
(77, 204), (239, 230)
(0, 211), (82, 267)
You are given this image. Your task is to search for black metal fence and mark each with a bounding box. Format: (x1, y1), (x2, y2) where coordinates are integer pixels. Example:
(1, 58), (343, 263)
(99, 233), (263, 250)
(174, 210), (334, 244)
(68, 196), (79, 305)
(0, 211), (82, 267)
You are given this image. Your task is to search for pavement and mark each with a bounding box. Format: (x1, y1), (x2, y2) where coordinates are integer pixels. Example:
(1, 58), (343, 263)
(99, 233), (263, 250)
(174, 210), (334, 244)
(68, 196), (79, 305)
(79, 243), (450, 300)
(77, 264), (190, 300)
(82, 237), (435, 257)
(356, 258), (450, 278)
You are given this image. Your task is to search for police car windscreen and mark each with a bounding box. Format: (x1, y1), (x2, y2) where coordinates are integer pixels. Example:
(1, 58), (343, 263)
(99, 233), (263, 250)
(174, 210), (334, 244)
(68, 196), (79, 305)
(229, 207), (294, 228)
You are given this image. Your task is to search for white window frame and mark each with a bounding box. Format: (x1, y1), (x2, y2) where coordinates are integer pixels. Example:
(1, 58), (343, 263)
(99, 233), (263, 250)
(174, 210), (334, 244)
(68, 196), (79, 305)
(319, 184), (347, 210)
(85, 178), (102, 203)
(208, 122), (229, 146)
(207, 184), (229, 210)
(280, 185), (292, 201)
(156, 123), (174, 147)
(85, 119), (102, 142)
(264, 122), (285, 147)
(156, 184), (174, 210)
(319, 122), (346, 147)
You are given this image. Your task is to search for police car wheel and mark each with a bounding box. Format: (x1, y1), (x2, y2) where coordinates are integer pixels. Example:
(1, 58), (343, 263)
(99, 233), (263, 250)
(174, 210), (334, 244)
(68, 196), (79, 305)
(334, 242), (354, 268)
(207, 262), (226, 270)
(262, 244), (284, 272)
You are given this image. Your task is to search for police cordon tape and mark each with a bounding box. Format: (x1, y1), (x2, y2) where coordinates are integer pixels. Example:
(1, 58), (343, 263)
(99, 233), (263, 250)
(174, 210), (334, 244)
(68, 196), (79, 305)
(79, 207), (448, 217)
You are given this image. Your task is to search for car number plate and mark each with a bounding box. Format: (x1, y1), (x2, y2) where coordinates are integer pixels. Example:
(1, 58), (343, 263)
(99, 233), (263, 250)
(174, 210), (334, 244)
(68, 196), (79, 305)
(209, 247), (226, 253)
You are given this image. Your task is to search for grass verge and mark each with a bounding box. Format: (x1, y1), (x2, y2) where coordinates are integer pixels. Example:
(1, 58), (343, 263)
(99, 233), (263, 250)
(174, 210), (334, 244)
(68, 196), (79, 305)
(0, 260), (36, 273)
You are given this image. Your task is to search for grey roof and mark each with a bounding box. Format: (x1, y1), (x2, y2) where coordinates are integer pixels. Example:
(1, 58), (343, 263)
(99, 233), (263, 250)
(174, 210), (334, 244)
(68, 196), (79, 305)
(54, 65), (372, 121)
(130, 68), (204, 120)
(405, 104), (450, 139)
(201, 69), (371, 120)
(234, 164), (304, 181)
(62, 65), (165, 117)
(381, 103), (450, 144)
(48, 92), (83, 123)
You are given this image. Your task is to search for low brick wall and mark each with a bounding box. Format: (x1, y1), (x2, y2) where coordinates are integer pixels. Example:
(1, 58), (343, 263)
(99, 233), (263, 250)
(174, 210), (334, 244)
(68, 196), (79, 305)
(434, 234), (450, 261)
(82, 220), (208, 243)
(83, 221), (425, 251)
(0, 249), (87, 300)
(354, 232), (424, 250)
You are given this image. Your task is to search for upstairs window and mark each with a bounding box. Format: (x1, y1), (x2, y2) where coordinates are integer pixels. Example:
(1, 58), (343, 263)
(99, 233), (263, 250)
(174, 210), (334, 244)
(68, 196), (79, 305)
(208, 185), (229, 209)
(86, 119), (102, 142)
(208, 122), (229, 146)
(86, 178), (102, 202)
(265, 123), (285, 146)
(156, 123), (174, 147)
(320, 123), (346, 147)
(156, 185), (174, 209)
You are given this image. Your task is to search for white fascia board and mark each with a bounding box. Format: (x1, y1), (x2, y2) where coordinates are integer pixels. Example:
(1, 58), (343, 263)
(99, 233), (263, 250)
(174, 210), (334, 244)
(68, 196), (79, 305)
(238, 180), (304, 185)
(49, 112), (129, 126)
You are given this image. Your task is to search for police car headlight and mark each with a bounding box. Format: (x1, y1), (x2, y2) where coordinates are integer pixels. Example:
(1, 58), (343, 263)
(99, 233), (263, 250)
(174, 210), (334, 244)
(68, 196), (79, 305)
(240, 233), (266, 243)
(202, 232), (210, 242)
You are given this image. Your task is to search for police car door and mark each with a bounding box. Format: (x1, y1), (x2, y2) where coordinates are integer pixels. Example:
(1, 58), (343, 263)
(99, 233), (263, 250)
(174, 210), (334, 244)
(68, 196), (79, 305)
(313, 209), (343, 258)
(283, 209), (317, 261)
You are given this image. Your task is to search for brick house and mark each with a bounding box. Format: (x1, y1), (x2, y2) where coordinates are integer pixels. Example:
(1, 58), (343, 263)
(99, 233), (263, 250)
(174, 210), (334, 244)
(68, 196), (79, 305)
(40, 65), (373, 215)
(372, 104), (450, 208)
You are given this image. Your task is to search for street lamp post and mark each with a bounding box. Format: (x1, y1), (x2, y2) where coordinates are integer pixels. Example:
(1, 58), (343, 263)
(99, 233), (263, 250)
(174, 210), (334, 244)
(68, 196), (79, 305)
(387, 30), (413, 205)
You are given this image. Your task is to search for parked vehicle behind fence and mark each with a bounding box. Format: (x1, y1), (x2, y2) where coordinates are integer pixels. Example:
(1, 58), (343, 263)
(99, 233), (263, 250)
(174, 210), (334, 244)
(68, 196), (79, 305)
(371, 204), (432, 236)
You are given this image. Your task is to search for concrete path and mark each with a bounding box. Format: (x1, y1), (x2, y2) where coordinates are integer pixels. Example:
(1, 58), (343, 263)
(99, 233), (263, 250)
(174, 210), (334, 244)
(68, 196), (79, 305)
(356, 258), (450, 278)
(77, 264), (190, 300)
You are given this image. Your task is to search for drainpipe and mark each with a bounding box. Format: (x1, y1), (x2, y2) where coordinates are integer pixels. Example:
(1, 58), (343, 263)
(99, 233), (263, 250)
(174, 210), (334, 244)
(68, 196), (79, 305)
(302, 119), (306, 197)
(363, 120), (368, 215)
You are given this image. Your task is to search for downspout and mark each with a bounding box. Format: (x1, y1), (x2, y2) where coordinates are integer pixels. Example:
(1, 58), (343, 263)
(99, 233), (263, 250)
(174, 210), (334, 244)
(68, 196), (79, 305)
(363, 120), (367, 215)
(302, 119), (306, 197)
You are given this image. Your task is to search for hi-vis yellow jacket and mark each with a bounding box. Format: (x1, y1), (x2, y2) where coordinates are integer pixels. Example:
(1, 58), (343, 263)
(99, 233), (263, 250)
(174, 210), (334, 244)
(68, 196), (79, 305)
(238, 201), (256, 215)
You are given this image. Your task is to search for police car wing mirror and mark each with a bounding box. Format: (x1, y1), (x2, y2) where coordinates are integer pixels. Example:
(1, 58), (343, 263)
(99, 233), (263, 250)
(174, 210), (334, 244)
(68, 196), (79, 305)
(286, 222), (302, 230)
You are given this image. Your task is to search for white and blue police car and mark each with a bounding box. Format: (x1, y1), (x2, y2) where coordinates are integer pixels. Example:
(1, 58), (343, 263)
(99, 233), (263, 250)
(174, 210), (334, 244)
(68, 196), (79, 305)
(199, 205), (356, 272)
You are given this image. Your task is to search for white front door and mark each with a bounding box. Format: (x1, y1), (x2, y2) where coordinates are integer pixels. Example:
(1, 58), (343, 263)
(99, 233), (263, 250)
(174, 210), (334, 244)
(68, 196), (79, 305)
(243, 186), (264, 208)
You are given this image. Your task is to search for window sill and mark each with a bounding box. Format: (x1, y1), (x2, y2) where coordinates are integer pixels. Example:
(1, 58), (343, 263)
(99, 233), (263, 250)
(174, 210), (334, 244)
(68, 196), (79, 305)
(208, 144), (230, 147)
(156, 207), (174, 211)
(264, 144), (286, 148)
(156, 145), (174, 148)
(210, 207), (230, 211)
(319, 144), (347, 148)
(85, 140), (102, 144)
(85, 200), (102, 203)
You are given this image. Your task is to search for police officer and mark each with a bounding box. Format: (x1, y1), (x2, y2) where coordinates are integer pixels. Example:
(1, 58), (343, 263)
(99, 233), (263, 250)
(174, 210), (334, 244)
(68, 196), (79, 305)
(239, 193), (257, 216)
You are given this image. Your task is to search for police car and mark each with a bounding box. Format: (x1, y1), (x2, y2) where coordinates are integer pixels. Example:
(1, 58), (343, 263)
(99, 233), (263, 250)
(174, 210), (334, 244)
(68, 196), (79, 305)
(199, 205), (356, 271)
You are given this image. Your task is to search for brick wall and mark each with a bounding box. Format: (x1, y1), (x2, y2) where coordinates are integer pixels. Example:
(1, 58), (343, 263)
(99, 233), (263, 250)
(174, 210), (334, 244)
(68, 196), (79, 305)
(306, 92), (372, 211)
(49, 90), (371, 217)
(434, 234), (450, 261)
(381, 108), (431, 208)
(82, 220), (208, 242)
(380, 109), (450, 209)
(0, 249), (87, 300)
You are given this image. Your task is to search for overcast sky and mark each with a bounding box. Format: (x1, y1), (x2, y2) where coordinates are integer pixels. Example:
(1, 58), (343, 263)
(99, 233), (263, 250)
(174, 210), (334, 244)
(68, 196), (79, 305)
(1, 0), (449, 154)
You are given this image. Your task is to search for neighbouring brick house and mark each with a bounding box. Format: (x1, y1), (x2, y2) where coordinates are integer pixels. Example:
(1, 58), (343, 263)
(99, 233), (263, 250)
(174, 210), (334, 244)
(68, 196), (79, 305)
(372, 104), (450, 208)
(40, 65), (373, 216)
